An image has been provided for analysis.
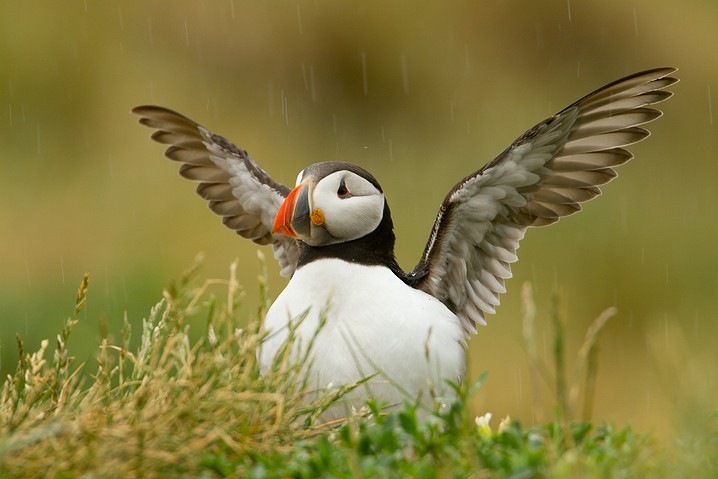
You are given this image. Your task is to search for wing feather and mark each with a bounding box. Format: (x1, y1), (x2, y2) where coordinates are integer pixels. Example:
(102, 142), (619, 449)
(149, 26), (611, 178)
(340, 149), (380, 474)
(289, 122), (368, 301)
(410, 67), (678, 335)
(132, 105), (299, 276)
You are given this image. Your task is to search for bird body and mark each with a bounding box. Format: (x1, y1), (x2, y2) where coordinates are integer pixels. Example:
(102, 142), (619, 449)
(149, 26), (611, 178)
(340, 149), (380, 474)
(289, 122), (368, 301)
(133, 67), (678, 418)
(261, 259), (465, 417)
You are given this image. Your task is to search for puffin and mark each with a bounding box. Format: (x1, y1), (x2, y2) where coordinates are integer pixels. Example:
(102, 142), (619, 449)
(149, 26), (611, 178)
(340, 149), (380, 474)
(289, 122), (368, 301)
(133, 67), (677, 418)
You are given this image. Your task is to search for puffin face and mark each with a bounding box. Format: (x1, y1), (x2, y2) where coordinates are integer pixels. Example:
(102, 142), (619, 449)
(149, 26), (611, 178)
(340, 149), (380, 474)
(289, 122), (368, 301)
(273, 164), (385, 247)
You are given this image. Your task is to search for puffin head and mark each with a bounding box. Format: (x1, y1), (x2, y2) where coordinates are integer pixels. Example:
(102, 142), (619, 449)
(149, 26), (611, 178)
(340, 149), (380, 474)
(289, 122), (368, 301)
(272, 162), (386, 247)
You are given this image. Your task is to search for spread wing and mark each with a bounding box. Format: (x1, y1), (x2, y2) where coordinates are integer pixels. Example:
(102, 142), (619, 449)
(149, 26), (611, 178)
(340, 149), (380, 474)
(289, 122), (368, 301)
(132, 106), (299, 276)
(409, 67), (678, 335)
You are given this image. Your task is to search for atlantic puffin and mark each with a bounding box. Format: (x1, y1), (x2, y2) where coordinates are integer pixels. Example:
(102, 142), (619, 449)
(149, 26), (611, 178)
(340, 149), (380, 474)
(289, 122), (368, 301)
(133, 67), (677, 418)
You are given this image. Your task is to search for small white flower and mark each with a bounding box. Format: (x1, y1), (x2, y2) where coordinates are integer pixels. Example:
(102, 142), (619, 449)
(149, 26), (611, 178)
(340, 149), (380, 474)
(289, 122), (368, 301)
(498, 415), (512, 433)
(528, 432), (544, 447)
(354, 405), (370, 418)
(207, 324), (217, 346)
(475, 412), (493, 437)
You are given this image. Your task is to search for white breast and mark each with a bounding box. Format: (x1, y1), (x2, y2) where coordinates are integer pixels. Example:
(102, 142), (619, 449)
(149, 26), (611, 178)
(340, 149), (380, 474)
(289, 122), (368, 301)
(259, 259), (466, 419)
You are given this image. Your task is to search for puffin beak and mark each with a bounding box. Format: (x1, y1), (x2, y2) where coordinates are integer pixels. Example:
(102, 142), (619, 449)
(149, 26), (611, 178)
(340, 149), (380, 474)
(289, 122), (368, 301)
(273, 182), (311, 239)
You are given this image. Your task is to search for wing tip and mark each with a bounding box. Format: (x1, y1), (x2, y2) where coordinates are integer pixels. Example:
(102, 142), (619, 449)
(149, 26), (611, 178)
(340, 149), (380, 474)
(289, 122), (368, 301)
(648, 66), (678, 76)
(131, 105), (199, 129)
(131, 104), (179, 116)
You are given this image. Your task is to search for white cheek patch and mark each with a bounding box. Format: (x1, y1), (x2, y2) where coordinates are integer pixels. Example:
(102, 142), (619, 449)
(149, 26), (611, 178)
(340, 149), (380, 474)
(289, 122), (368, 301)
(324, 194), (384, 241)
(312, 171), (385, 242)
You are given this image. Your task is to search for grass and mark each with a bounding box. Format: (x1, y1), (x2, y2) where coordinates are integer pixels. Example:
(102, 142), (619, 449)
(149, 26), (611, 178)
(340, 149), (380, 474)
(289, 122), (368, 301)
(0, 257), (715, 478)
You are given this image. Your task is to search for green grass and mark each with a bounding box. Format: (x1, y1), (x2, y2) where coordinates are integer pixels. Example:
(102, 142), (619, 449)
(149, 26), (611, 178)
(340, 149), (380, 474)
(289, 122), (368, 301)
(0, 259), (715, 478)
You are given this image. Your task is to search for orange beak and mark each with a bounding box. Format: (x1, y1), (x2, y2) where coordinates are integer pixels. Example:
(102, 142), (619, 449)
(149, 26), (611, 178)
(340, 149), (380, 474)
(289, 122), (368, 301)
(273, 183), (311, 238)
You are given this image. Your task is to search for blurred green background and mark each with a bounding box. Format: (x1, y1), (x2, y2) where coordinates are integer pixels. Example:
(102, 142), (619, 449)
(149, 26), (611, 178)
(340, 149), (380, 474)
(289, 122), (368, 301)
(1, 1), (716, 441)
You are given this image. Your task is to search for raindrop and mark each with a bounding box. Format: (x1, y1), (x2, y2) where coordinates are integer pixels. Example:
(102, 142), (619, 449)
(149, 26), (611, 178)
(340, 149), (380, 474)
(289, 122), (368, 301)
(282, 90), (289, 125)
(184, 20), (190, 47)
(147, 17), (155, 45)
(60, 256), (65, 284)
(360, 51), (369, 96)
(118, 5), (125, 32)
(388, 139), (393, 163)
(36, 122), (41, 154)
(566, 0), (572, 21)
(83, 0), (88, 13)
(8, 104), (12, 127)
(576, 61), (581, 78)
(707, 83), (714, 125)
(301, 63), (309, 90)
(309, 66), (317, 103)
(632, 7), (639, 36)
(230, 0), (236, 19)
(449, 100), (455, 123)
(280, 90), (289, 125)
(296, 4), (304, 35)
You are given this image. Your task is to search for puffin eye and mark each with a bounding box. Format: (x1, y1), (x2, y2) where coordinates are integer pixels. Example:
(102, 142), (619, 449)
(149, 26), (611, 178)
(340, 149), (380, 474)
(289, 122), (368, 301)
(337, 179), (351, 198)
